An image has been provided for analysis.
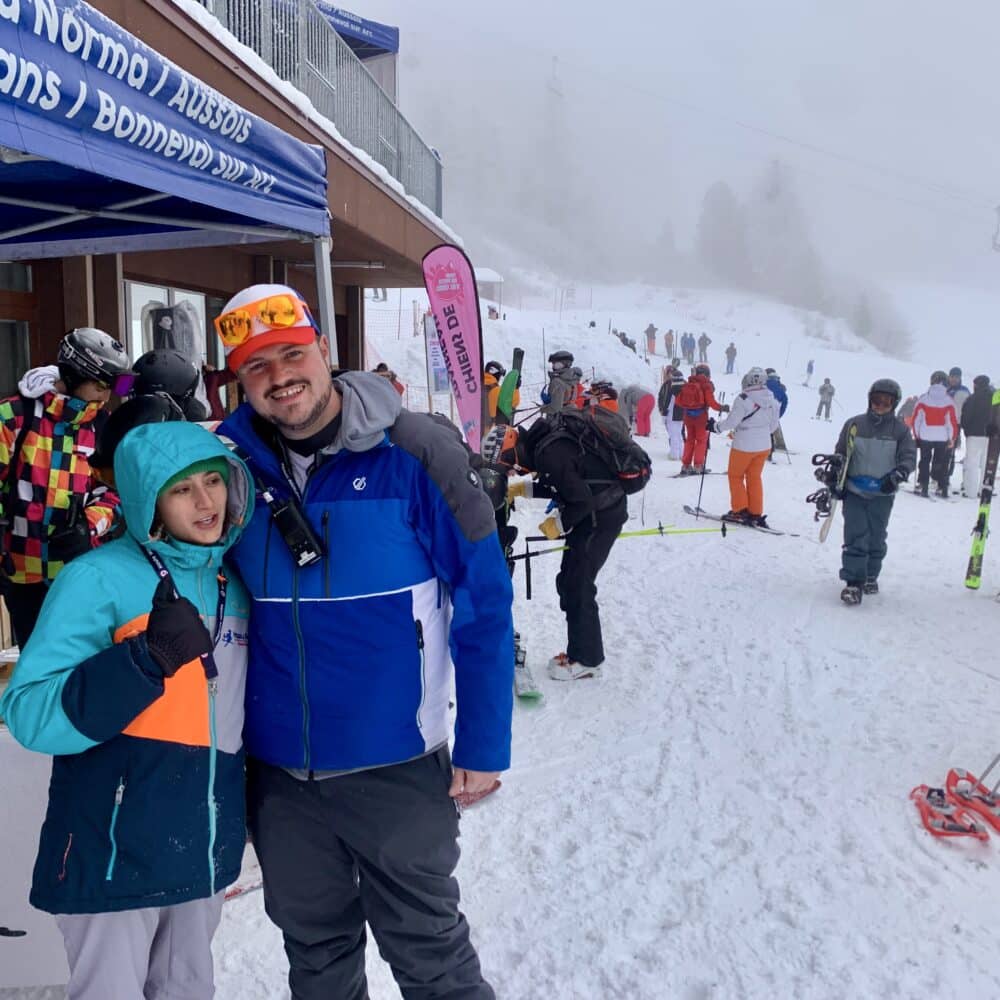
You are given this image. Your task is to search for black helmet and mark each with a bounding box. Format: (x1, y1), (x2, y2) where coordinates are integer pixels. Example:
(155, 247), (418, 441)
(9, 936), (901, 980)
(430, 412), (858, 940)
(930, 370), (948, 386)
(133, 350), (206, 420)
(548, 350), (574, 369)
(91, 393), (184, 475)
(868, 378), (901, 407)
(484, 360), (506, 379)
(57, 327), (132, 393)
(695, 363), (711, 376)
(948, 366), (962, 378)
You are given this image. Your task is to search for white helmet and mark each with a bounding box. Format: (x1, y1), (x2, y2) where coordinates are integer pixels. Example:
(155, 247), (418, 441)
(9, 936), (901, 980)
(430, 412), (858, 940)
(742, 367), (767, 389)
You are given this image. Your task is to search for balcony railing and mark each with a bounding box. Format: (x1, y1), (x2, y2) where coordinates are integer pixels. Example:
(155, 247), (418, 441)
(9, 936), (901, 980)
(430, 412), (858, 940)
(197, 0), (442, 216)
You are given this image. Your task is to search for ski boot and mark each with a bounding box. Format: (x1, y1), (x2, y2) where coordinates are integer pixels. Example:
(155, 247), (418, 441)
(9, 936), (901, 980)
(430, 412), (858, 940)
(750, 514), (770, 529)
(721, 508), (751, 524)
(935, 484), (949, 498)
(678, 466), (693, 477)
(862, 579), (879, 595)
(840, 582), (863, 605)
(547, 653), (601, 681)
(916, 483), (929, 497)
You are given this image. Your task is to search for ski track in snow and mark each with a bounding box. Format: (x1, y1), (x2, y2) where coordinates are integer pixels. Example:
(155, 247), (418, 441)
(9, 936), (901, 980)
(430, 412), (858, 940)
(9, 286), (1000, 1000)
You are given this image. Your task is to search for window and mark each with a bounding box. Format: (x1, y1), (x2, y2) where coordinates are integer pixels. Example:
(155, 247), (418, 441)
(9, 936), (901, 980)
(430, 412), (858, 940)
(0, 320), (30, 397)
(0, 263), (31, 293)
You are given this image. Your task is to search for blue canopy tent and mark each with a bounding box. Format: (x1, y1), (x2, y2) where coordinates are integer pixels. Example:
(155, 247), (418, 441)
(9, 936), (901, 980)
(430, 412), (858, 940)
(314, 3), (399, 60)
(0, 0), (337, 349)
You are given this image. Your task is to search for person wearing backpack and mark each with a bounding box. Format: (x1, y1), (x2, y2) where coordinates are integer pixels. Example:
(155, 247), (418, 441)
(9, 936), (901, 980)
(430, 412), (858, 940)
(0, 328), (133, 646)
(709, 367), (780, 527)
(677, 364), (728, 474)
(541, 351), (583, 414)
(496, 410), (634, 681)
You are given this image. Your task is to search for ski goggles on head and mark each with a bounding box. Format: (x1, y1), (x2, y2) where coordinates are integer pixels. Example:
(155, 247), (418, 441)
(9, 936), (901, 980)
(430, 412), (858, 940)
(214, 293), (314, 348)
(95, 373), (136, 396)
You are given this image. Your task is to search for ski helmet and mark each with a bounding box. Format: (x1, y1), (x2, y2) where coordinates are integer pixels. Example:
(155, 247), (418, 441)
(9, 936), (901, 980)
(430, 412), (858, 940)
(133, 350), (208, 421)
(742, 366), (766, 389)
(868, 378), (901, 408)
(930, 370), (948, 386)
(695, 363), (711, 377)
(57, 327), (133, 394)
(91, 392), (184, 476)
(548, 350), (574, 370)
(484, 360), (506, 379)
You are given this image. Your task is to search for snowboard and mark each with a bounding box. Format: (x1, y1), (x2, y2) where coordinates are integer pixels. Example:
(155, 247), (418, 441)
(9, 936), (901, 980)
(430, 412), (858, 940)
(819, 424), (857, 543)
(495, 347), (524, 424)
(514, 631), (542, 701)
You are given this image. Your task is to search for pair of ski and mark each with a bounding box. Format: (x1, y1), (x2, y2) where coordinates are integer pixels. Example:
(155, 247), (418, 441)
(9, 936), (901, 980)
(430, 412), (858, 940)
(682, 504), (791, 536)
(910, 763), (1000, 842)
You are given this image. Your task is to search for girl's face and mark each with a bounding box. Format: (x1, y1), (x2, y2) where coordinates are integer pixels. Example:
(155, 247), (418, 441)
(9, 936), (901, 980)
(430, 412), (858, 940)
(156, 471), (228, 545)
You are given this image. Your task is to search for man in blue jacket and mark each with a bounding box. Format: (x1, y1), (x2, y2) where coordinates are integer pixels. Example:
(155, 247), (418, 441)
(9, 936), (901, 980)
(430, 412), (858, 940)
(215, 284), (514, 1000)
(765, 367), (789, 457)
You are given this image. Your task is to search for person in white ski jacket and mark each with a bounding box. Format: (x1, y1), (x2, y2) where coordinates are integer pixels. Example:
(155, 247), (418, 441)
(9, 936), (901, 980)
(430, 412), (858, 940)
(710, 367), (780, 527)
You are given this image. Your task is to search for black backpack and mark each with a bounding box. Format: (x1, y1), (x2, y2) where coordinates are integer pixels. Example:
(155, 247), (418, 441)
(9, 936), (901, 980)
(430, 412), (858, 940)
(535, 407), (652, 495)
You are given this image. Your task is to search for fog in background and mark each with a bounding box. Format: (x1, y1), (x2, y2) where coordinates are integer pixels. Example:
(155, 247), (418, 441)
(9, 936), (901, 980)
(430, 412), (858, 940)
(365, 0), (999, 352)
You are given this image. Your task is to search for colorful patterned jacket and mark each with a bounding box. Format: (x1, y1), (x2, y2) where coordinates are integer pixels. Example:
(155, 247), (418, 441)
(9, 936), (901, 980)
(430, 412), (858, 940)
(0, 374), (120, 584)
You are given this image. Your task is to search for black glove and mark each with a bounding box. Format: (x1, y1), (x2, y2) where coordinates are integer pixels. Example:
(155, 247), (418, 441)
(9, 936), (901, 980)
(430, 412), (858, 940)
(707, 417), (718, 433)
(144, 577), (213, 678)
(47, 519), (92, 564)
(879, 469), (906, 494)
(720, 404), (731, 413)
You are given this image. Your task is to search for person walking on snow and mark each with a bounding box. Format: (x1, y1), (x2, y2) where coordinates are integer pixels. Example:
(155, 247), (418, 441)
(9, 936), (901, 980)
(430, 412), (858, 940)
(214, 283), (512, 999)
(676, 364), (728, 474)
(493, 415), (627, 682)
(620, 384), (656, 437)
(724, 342), (737, 374)
(658, 369), (686, 460)
(697, 332), (712, 363)
(664, 329), (674, 357)
(709, 367), (780, 527)
(959, 374), (994, 497)
(0, 422), (253, 1000)
(816, 378), (835, 421)
(644, 323), (657, 356)
(833, 379), (915, 605)
(803, 359), (815, 386)
(912, 370), (959, 497)
(765, 368), (789, 457)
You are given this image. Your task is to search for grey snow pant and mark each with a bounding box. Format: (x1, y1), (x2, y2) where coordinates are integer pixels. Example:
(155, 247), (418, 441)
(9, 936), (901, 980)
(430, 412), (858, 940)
(840, 491), (894, 584)
(55, 892), (225, 1000)
(246, 749), (493, 1000)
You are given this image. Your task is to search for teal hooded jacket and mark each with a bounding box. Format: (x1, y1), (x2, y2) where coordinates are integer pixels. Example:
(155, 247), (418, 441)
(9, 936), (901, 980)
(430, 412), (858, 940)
(0, 422), (253, 914)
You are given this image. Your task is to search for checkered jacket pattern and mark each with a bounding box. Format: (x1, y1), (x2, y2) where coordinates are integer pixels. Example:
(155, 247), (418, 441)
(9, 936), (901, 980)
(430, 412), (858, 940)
(0, 392), (120, 584)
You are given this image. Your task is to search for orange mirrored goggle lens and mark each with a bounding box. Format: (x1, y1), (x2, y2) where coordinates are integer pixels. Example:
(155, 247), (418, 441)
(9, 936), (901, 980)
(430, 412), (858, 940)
(214, 295), (307, 347)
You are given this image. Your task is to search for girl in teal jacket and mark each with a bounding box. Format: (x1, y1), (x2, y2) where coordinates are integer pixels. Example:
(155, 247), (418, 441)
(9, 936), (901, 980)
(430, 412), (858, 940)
(0, 421), (253, 1000)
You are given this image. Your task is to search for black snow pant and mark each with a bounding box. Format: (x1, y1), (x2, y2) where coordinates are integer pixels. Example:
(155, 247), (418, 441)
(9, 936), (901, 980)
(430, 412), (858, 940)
(0, 579), (48, 647)
(840, 491), (894, 584)
(917, 441), (950, 489)
(556, 499), (627, 667)
(816, 399), (832, 420)
(246, 751), (493, 1000)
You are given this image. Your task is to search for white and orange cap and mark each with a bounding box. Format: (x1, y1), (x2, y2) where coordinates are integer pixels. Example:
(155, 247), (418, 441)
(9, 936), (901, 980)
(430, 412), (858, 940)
(216, 284), (318, 372)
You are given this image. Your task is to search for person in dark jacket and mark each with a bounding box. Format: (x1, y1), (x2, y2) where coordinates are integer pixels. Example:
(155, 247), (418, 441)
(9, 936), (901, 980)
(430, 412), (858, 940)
(724, 342), (737, 374)
(832, 378), (916, 605)
(765, 368), (789, 456)
(500, 412), (627, 681)
(0, 422), (253, 999)
(960, 374), (994, 497)
(697, 332), (712, 363)
(215, 283), (512, 1000)
(658, 369), (686, 460)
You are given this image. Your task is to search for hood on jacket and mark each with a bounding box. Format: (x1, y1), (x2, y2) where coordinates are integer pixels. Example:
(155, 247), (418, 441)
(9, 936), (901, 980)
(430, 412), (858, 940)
(18, 365), (60, 398)
(919, 384), (953, 405)
(333, 370), (403, 453)
(113, 421), (253, 558)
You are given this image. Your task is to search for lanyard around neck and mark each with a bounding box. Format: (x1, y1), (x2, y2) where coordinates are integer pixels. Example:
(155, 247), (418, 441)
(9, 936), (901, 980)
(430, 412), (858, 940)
(141, 546), (226, 681)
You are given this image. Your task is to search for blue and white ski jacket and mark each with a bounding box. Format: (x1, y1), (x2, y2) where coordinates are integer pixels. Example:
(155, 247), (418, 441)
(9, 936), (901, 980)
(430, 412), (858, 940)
(220, 372), (514, 775)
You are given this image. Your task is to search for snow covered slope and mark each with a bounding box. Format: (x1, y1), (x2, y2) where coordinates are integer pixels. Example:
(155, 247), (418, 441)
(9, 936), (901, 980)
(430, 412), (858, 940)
(9, 283), (1000, 1000)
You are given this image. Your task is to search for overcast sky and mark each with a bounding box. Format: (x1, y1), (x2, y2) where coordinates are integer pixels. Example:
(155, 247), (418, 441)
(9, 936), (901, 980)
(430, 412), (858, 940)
(363, 0), (1000, 288)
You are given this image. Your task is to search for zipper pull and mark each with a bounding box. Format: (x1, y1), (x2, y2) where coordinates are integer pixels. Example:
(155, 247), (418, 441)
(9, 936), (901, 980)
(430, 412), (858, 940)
(415, 620), (424, 649)
(115, 779), (125, 805)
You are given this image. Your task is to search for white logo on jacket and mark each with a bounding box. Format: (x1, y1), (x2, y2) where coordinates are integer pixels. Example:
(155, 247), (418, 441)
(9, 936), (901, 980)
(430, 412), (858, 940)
(352, 477), (367, 491)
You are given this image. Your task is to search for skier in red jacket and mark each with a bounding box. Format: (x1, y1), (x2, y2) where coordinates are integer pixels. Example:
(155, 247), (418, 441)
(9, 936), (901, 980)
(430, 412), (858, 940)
(676, 364), (729, 474)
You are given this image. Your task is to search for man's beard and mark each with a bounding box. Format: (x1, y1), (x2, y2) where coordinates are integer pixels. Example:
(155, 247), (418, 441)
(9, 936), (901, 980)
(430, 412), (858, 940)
(268, 380), (334, 435)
